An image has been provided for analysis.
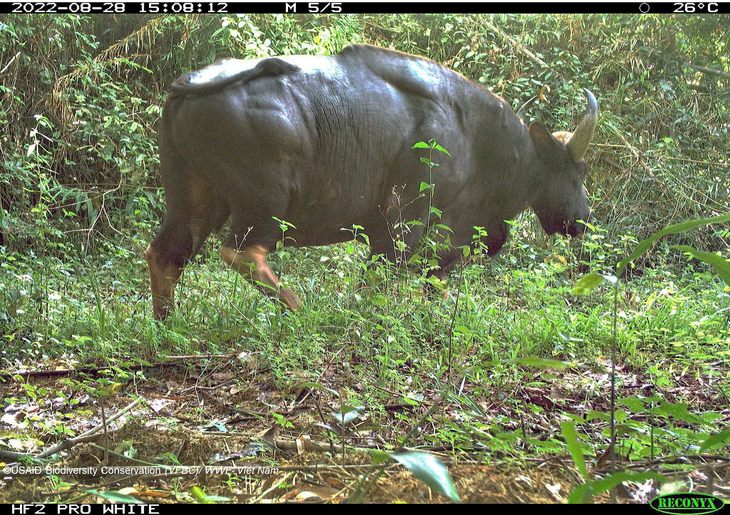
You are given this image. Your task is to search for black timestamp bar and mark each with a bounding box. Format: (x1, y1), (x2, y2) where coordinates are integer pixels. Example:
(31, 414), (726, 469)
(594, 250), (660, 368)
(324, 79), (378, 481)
(3, 2), (727, 14)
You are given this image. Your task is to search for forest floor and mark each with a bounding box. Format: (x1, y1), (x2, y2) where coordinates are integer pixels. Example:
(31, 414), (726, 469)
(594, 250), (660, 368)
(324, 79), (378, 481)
(2, 360), (727, 504)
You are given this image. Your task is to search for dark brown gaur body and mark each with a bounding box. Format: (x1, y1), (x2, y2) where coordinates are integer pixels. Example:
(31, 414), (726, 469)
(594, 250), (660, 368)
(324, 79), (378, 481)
(145, 44), (598, 319)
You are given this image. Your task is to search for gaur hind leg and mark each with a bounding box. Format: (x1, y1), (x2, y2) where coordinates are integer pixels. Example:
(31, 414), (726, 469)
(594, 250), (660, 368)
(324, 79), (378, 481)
(220, 227), (302, 311)
(146, 174), (229, 320)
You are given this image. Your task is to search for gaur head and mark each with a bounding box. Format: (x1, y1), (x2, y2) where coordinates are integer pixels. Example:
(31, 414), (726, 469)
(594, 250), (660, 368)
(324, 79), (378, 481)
(527, 89), (598, 238)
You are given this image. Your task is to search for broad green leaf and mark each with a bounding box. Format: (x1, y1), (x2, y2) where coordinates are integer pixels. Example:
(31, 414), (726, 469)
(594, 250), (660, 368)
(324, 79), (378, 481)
(510, 356), (571, 369)
(561, 421), (588, 480)
(97, 382), (123, 397)
(433, 143), (451, 156)
(84, 489), (144, 504)
(618, 397), (646, 413)
(189, 486), (229, 503)
(412, 141), (431, 149)
(401, 395), (420, 406)
(372, 450), (393, 464)
(671, 245), (730, 287)
(571, 272), (606, 295)
(332, 405), (364, 425)
(191, 486), (213, 504)
(657, 402), (702, 424)
(617, 212), (730, 277)
(699, 428), (730, 452)
(569, 471), (665, 503)
(391, 451), (460, 503)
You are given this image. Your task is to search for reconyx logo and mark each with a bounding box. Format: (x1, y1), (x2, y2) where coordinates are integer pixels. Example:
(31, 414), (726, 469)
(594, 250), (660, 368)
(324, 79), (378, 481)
(651, 493), (725, 515)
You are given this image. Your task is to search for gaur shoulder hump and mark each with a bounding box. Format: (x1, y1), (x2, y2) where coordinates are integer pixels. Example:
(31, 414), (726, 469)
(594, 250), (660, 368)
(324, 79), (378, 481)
(170, 57), (300, 96)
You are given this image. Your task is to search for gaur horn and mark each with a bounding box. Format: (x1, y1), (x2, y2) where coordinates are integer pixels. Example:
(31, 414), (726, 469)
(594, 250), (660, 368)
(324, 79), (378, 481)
(565, 88), (598, 163)
(516, 95), (538, 123)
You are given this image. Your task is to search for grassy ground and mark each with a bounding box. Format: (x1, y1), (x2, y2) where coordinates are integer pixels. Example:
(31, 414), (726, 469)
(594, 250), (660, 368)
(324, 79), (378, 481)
(3, 217), (729, 441)
(2, 215), (729, 502)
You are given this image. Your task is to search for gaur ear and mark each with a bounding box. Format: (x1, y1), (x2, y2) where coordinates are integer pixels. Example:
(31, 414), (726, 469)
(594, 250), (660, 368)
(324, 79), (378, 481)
(529, 121), (561, 157)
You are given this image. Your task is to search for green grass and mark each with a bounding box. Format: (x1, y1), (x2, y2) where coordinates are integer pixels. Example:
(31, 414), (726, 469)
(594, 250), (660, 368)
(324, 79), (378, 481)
(3, 225), (728, 367)
(2, 219), (729, 466)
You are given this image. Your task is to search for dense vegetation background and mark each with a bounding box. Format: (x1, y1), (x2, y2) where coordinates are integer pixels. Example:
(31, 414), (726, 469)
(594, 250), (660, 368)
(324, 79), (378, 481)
(0, 13), (729, 503)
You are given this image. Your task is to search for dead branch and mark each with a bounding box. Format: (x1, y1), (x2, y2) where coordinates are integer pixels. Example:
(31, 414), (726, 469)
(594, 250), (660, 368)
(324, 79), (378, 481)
(685, 62), (730, 79)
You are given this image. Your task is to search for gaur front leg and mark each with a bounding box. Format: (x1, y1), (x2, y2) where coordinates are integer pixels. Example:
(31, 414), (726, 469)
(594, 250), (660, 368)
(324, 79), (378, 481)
(145, 244), (184, 320)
